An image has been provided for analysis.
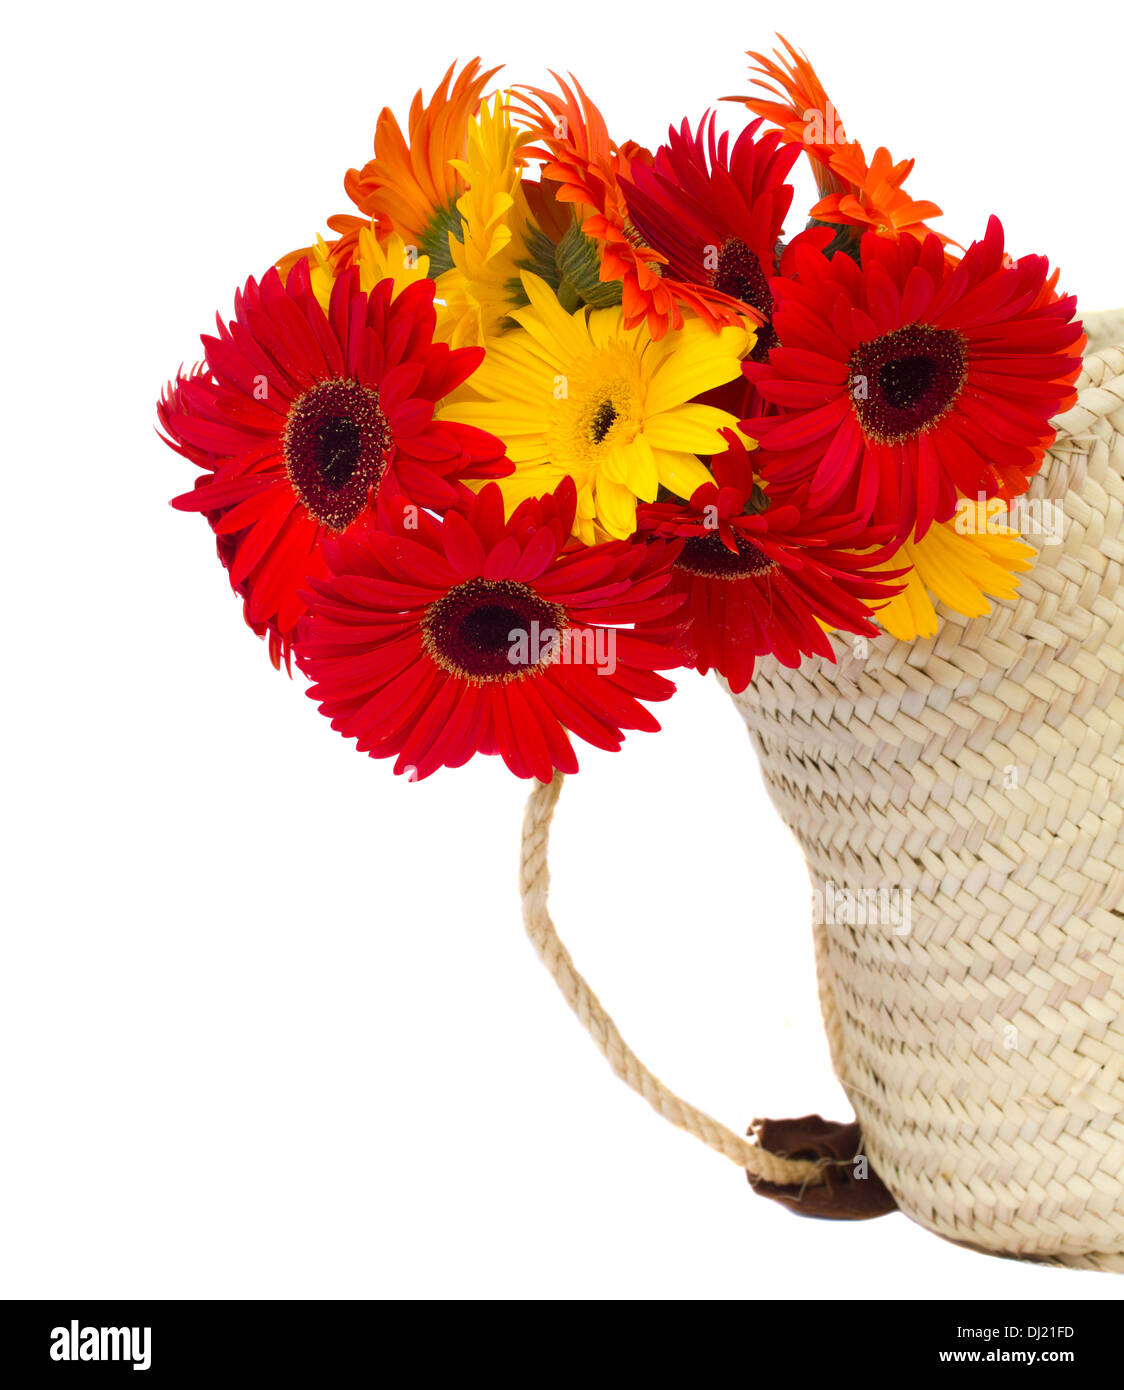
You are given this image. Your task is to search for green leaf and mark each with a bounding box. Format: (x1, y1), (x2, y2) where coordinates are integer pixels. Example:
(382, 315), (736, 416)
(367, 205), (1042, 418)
(420, 200), (466, 277)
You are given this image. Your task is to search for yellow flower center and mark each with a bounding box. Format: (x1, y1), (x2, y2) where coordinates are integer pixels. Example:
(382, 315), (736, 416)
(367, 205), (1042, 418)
(572, 380), (634, 456)
(550, 347), (643, 474)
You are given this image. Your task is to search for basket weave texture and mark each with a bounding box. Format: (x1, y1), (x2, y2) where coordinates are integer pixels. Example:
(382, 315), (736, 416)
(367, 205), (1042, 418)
(730, 317), (1124, 1267)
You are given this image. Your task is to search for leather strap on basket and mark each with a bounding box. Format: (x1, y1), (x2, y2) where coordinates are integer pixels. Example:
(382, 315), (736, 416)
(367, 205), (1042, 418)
(519, 771), (895, 1215)
(749, 1116), (896, 1218)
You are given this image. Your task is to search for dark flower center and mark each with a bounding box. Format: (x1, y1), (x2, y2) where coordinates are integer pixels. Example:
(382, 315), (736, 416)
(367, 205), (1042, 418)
(314, 416), (362, 489)
(710, 237), (777, 361)
(422, 578), (567, 683)
(284, 379), (393, 530)
(590, 400), (619, 444)
(849, 325), (967, 443)
(676, 531), (776, 580)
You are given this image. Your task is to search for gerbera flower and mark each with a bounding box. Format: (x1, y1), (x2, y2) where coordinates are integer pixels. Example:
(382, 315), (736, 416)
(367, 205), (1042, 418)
(736, 37), (851, 200)
(813, 145), (948, 248)
(636, 434), (900, 692)
(875, 501), (1035, 641)
(737, 37), (945, 247)
(743, 219), (1085, 540)
(279, 59), (500, 281)
(434, 94), (539, 348)
(619, 113), (800, 358)
(295, 481), (684, 781)
(514, 77), (753, 339)
(439, 272), (752, 544)
(158, 261), (509, 655)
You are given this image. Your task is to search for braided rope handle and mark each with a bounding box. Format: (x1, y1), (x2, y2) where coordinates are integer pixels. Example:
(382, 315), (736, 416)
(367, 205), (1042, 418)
(519, 771), (827, 1185)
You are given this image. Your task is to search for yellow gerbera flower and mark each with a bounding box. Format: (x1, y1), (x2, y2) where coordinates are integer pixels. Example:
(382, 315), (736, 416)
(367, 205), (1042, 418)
(439, 273), (754, 543)
(308, 227), (431, 317)
(435, 95), (538, 349)
(878, 501), (1036, 640)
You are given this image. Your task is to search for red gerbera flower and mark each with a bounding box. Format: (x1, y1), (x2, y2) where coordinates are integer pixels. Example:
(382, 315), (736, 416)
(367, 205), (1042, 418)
(636, 433), (901, 693)
(295, 480), (684, 781)
(158, 261), (509, 658)
(743, 218), (1086, 540)
(620, 114), (800, 359)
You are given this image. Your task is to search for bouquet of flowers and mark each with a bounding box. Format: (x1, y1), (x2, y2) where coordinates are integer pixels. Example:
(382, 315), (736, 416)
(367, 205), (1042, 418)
(158, 41), (1085, 783)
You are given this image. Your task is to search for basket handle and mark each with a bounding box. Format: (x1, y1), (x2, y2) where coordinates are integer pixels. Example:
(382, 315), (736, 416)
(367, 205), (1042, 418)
(519, 770), (826, 1187)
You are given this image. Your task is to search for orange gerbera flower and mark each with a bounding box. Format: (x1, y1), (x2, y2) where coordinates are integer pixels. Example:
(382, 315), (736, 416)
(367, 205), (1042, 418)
(737, 37), (854, 200)
(816, 144), (945, 243)
(514, 76), (754, 340)
(279, 58), (500, 281)
(735, 36), (946, 247)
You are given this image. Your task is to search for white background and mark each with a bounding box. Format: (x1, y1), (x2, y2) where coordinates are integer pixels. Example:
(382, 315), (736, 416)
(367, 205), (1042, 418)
(3, 0), (1121, 1299)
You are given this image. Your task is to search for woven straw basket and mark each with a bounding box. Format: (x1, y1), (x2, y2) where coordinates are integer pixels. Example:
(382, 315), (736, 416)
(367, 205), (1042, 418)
(728, 311), (1124, 1268)
(519, 311), (1123, 1268)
